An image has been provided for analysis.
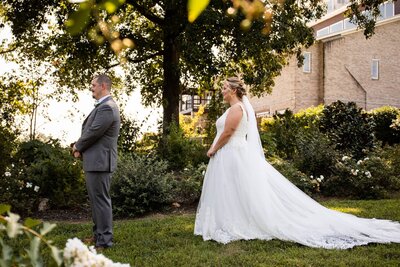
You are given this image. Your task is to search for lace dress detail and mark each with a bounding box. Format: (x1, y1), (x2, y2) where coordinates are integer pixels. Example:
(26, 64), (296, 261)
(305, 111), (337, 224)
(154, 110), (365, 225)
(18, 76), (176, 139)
(194, 102), (400, 249)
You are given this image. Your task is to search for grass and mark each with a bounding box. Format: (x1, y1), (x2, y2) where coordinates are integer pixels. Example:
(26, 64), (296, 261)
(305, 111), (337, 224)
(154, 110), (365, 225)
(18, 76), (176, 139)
(47, 198), (400, 267)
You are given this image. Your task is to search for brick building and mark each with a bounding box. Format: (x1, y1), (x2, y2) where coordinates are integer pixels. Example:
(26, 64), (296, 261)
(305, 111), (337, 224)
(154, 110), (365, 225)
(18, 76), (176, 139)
(250, 1), (400, 117)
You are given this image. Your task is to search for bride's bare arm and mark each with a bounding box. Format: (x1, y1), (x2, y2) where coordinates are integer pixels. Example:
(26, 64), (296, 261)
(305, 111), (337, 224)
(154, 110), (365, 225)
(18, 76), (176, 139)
(207, 104), (243, 157)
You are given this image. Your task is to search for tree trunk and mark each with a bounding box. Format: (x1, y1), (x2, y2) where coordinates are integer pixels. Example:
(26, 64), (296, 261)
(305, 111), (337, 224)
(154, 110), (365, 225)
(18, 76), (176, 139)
(162, 4), (184, 134)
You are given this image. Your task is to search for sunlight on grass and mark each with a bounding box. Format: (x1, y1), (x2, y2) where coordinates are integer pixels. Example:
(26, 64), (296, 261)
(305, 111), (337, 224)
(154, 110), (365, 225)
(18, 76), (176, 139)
(184, 223), (194, 231)
(328, 207), (363, 214)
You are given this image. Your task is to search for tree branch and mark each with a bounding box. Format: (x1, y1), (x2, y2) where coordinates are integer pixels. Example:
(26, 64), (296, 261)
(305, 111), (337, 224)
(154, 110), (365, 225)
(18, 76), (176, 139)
(106, 50), (164, 70)
(0, 46), (17, 55)
(127, 1), (164, 25)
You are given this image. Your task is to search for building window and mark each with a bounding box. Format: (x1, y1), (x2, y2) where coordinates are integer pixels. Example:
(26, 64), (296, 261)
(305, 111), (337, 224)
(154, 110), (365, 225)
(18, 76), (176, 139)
(329, 21), (344, 34)
(371, 59), (379, 80)
(303, 52), (311, 73)
(378, 2), (395, 20)
(344, 18), (357, 30)
(316, 27), (330, 38)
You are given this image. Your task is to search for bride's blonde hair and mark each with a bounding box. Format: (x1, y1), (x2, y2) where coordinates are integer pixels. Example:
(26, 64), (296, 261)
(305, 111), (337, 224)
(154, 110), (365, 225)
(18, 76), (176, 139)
(226, 77), (246, 99)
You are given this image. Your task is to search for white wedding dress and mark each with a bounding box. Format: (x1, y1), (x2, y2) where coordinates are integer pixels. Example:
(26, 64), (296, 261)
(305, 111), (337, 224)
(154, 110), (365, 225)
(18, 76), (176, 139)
(194, 96), (400, 249)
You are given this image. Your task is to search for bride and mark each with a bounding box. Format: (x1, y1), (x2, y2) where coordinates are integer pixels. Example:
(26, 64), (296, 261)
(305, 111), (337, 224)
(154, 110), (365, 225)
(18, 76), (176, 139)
(194, 77), (400, 249)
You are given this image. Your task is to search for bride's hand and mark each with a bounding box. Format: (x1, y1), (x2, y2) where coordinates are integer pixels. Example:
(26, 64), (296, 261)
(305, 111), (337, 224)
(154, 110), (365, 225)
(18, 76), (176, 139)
(207, 147), (216, 158)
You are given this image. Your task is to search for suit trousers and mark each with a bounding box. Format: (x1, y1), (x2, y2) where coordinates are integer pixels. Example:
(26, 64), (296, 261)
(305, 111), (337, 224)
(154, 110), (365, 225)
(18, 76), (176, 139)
(85, 171), (113, 247)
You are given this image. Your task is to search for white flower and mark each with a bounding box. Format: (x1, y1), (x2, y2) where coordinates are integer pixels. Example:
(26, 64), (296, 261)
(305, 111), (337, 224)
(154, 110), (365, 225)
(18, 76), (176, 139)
(364, 157), (369, 161)
(365, 171), (372, 178)
(319, 175), (324, 181)
(356, 160), (363, 165)
(316, 178), (322, 183)
(4, 213), (22, 238)
(310, 175), (314, 179)
(341, 156), (350, 161)
(351, 169), (359, 176)
(4, 171), (11, 177)
(64, 238), (130, 267)
(34, 186), (40, 192)
(184, 168), (188, 171)
(26, 182), (33, 188)
(202, 170), (205, 175)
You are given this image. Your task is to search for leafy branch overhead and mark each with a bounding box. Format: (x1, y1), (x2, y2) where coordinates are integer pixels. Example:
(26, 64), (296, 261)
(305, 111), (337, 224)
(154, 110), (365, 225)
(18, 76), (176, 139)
(0, 0), (389, 132)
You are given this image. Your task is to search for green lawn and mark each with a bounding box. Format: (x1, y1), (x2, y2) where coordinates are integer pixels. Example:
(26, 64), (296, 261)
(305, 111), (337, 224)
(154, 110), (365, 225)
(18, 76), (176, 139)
(48, 198), (400, 267)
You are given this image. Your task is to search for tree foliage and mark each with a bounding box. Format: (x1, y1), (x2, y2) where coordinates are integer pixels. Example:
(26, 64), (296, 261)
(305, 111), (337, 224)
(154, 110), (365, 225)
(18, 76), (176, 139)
(1, 0), (387, 132)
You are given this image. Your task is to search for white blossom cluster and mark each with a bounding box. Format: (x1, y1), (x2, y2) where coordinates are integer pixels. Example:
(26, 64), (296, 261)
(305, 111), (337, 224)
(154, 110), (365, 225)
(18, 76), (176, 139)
(310, 175), (324, 183)
(64, 238), (130, 267)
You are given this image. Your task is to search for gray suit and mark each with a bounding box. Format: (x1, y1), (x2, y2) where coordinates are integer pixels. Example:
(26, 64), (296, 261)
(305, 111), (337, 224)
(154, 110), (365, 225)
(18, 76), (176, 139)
(75, 96), (120, 247)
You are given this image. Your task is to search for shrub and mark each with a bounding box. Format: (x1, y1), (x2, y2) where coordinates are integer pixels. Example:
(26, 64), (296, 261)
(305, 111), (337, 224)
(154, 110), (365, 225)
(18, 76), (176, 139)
(170, 163), (207, 204)
(261, 109), (298, 159)
(157, 123), (208, 171)
(293, 126), (338, 178)
(111, 153), (174, 217)
(369, 106), (400, 146)
(259, 131), (278, 158)
(319, 101), (375, 159)
(0, 125), (16, 177)
(0, 204), (129, 266)
(322, 154), (396, 199)
(118, 113), (141, 153)
(1, 139), (85, 214)
(294, 105), (324, 127)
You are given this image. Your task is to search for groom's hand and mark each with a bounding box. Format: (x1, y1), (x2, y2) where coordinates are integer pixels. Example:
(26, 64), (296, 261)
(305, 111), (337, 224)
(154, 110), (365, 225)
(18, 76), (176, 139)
(73, 151), (81, 158)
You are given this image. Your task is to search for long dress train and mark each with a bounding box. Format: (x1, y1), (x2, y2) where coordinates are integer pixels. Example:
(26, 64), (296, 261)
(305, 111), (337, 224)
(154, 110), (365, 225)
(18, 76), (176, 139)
(194, 97), (400, 249)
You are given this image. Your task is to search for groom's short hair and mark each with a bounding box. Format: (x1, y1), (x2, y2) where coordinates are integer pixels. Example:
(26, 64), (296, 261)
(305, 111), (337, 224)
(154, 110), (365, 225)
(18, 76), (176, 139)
(94, 74), (112, 91)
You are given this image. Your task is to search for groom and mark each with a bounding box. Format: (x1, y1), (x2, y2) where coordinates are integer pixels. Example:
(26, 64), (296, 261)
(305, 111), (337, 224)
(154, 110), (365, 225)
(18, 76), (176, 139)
(72, 74), (120, 249)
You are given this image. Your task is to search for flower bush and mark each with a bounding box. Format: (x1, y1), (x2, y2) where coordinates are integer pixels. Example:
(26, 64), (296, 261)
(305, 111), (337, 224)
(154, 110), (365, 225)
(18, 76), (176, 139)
(64, 238), (129, 267)
(322, 154), (396, 199)
(0, 204), (130, 266)
(3, 139), (86, 214)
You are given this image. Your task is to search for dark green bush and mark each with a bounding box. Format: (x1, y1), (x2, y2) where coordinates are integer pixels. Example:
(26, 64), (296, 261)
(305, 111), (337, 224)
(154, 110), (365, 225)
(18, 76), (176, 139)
(259, 131), (278, 158)
(0, 125), (16, 177)
(319, 101), (375, 159)
(157, 123), (208, 171)
(170, 163), (207, 204)
(369, 106), (400, 146)
(1, 139), (85, 214)
(118, 113), (141, 153)
(293, 126), (338, 178)
(261, 109), (298, 159)
(111, 153), (174, 217)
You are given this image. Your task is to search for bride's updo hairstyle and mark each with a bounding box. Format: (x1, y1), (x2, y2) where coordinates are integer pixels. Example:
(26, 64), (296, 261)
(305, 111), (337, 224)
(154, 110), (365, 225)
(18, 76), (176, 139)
(226, 77), (246, 99)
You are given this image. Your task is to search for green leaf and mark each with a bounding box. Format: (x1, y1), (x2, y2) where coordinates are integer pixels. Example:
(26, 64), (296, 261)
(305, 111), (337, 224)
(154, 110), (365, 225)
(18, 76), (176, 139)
(26, 237), (41, 267)
(39, 222), (56, 236)
(0, 204), (11, 215)
(0, 238), (13, 265)
(101, 0), (126, 14)
(24, 218), (42, 229)
(49, 245), (63, 266)
(65, 2), (92, 35)
(187, 0), (210, 23)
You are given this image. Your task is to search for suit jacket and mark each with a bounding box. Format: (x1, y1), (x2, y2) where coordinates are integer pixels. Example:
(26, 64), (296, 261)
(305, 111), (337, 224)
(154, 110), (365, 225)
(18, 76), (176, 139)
(75, 96), (120, 172)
